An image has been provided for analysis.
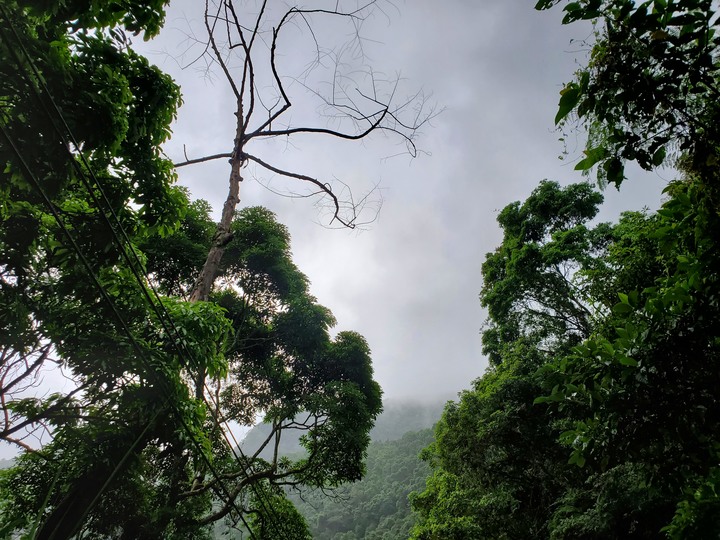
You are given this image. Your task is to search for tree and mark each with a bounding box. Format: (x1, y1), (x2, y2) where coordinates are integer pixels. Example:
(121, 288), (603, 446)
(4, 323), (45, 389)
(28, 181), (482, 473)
(1, 0), (185, 456)
(138, 200), (384, 529)
(537, 180), (720, 539)
(413, 1), (720, 536)
(533, 1), (720, 536)
(159, 1), (428, 528)
(411, 182), (616, 539)
(170, 0), (433, 287)
(246, 486), (313, 540)
(0, 0), (393, 537)
(0, 1), (202, 537)
(479, 180), (608, 365)
(170, 0), (433, 399)
(412, 176), (720, 538)
(410, 348), (569, 539)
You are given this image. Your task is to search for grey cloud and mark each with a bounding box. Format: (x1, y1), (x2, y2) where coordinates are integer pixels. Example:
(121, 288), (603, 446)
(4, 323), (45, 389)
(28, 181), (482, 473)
(136, 0), (666, 402)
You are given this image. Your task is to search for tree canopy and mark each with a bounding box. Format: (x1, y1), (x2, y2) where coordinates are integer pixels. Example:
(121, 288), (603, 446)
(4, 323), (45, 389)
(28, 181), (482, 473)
(412, 0), (720, 538)
(537, 0), (720, 187)
(0, 1), (383, 537)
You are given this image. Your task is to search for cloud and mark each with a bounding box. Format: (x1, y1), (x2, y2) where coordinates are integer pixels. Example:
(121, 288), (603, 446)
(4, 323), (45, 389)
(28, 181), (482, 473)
(135, 0), (667, 402)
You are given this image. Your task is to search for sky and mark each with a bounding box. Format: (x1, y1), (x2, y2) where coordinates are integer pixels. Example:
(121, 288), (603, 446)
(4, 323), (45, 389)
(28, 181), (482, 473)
(133, 0), (669, 403)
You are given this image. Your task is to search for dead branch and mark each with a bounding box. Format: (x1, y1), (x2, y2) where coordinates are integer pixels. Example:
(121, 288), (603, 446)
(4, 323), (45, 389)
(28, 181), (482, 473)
(175, 0), (435, 228)
(174, 151), (232, 168)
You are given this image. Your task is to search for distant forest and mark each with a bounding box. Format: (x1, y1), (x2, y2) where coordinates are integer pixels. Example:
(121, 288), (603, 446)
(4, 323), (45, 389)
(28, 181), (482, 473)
(288, 429), (433, 540)
(214, 400), (444, 539)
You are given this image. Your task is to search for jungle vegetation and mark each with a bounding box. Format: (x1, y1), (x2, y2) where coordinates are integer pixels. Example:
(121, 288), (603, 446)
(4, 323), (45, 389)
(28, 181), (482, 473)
(412, 0), (720, 538)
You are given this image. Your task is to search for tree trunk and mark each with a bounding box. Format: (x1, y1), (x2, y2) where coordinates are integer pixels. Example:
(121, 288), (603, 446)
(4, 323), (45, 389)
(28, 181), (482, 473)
(188, 157), (243, 303)
(187, 100), (245, 399)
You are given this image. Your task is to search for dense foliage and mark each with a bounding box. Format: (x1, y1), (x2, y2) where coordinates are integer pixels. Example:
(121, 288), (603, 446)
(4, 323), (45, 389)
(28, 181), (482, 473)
(5, 0), (720, 536)
(538, 0), (720, 188)
(0, 2), (382, 538)
(412, 0), (720, 538)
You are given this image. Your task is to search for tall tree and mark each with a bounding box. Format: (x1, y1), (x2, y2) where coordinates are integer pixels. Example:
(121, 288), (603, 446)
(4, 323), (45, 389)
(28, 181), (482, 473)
(480, 180), (607, 365)
(411, 182), (712, 538)
(0, 1), (202, 537)
(170, 0), (433, 401)
(1, 0), (184, 458)
(0, 0), (392, 537)
(534, 1), (720, 536)
(411, 182), (614, 539)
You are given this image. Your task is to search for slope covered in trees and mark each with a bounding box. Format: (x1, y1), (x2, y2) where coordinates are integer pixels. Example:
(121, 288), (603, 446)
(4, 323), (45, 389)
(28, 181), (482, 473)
(412, 0), (720, 538)
(212, 400), (443, 539)
(290, 428), (433, 540)
(241, 399), (446, 460)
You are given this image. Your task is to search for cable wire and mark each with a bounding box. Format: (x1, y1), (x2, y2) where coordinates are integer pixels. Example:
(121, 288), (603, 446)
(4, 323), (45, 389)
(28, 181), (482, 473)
(1, 6), (294, 538)
(0, 119), (254, 539)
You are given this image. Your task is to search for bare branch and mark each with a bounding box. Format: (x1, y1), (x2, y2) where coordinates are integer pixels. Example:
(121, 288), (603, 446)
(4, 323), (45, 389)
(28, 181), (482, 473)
(245, 106), (388, 142)
(245, 152), (353, 228)
(204, 0), (242, 100)
(174, 152), (233, 168)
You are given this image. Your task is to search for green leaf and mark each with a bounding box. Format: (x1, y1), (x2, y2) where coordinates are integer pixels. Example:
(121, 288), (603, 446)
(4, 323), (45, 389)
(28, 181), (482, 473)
(613, 302), (634, 315)
(534, 0), (557, 10)
(652, 146), (667, 166)
(575, 146), (608, 170)
(569, 451), (586, 468)
(564, 2), (582, 13)
(617, 355), (638, 367)
(555, 83), (582, 124)
(604, 156), (625, 185)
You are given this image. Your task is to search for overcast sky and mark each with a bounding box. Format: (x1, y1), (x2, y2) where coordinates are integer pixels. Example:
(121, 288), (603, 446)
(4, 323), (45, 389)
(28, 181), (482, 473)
(134, 0), (668, 403)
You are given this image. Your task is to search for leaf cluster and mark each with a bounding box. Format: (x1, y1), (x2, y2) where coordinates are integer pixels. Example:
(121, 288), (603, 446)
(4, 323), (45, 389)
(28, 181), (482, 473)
(538, 0), (720, 187)
(413, 171), (720, 538)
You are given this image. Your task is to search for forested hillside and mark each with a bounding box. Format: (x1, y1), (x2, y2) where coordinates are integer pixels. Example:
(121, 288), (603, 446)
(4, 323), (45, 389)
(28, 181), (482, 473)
(216, 401), (443, 539)
(288, 429), (433, 540)
(241, 399), (446, 459)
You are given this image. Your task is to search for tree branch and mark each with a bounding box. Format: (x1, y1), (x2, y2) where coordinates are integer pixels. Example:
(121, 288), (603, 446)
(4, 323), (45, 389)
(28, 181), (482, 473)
(244, 106), (388, 142)
(245, 152), (352, 227)
(205, 0), (241, 100)
(174, 152), (233, 168)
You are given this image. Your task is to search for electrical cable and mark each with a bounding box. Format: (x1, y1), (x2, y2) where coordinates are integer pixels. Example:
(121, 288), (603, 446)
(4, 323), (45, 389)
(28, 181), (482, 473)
(1, 7), (294, 538)
(0, 119), (254, 540)
(203, 381), (298, 537)
(0, 28), (258, 528)
(11, 21), (294, 540)
(3, 5), (312, 536)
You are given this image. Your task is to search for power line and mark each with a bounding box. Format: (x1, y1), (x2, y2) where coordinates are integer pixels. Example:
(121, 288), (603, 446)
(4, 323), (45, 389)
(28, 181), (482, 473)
(1, 7), (295, 538)
(0, 28), (256, 540)
(0, 119), (254, 539)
